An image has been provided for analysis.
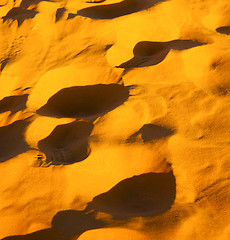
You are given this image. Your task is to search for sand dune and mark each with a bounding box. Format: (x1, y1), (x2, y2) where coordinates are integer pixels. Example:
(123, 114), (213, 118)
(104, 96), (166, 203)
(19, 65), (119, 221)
(0, 0), (230, 239)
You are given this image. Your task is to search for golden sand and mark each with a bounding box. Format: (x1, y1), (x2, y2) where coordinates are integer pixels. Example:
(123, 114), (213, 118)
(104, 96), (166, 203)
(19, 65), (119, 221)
(0, 0), (230, 239)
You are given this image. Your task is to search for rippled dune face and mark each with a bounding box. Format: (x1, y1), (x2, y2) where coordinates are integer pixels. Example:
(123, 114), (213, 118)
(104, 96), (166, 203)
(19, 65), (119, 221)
(0, 0), (230, 239)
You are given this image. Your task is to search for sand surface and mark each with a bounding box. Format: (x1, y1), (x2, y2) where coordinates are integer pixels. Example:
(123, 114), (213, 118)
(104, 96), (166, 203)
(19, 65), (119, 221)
(0, 0), (230, 239)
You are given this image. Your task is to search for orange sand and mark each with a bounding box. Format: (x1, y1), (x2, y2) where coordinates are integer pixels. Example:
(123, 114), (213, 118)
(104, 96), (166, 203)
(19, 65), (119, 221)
(0, 0), (230, 239)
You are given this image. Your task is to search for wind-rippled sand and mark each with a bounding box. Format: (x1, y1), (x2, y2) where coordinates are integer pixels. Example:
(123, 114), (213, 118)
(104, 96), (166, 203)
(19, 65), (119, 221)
(0, 0), (230, 239)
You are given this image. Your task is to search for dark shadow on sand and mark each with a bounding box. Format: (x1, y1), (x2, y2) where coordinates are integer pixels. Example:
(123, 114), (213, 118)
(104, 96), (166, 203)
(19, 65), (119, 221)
(1, 58), (10, 71)
(38, 120), (93, 165)
(77, 0), (166, 19)
(37, 84), (129, 119)
(127, 124), (175, 143)
(52, 210), (106, 236)
(0, 120), (30, 162)
(87, 171), (176, 219)
(20, 0), (53, 9)
(118, 39), (206, 68)
(216, 26), (230, 35)
(2, 7), (38, 26)
(2, 171), (176, 238)
(55, 7), (66, 22)
(0, 94), (28, 114)
(2, 210), (106, 240)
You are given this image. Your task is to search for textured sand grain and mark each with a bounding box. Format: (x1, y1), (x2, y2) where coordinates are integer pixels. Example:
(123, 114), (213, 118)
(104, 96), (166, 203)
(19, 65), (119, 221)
(0, 0), (230, 239)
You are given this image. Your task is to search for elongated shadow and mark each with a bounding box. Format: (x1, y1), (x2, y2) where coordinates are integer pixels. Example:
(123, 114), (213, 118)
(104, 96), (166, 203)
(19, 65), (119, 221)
(127, 124), (175, 143)
(38, 120), (94, 165)
(86, 0), (105, 3)
(37, 84), (129, 119)
(2, 229), (68, 240)
(216, 26), (230, 35)
(118, 39), (206, 68)
(55, 7), (66, 22)
(2, 210), (106, 240)
(0, 120), (29, 162)
(20, 0), (52, 8)
(86, 171), (176, 219)
(2, 7), (38, 26)
(51, 210), (106, 236)
(1, 58), (9, 71)
(77, 0), (166, 19)
(67, 13), (77, 19)
(0, 94), (28, 114)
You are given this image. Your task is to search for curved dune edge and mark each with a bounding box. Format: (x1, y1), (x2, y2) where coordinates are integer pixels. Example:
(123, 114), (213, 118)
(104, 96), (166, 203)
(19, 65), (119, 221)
(77, 228), (151, 240)
(0, 0), (230, 239)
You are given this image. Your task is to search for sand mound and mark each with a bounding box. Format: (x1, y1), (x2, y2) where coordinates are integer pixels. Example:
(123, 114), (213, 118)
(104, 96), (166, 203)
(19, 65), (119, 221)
(182, 46), (230, 95)
(78, 228), (151, 240)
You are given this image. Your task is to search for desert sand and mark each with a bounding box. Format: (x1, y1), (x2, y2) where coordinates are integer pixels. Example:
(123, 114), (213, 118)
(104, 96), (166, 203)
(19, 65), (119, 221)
(0, 0), (230, 239)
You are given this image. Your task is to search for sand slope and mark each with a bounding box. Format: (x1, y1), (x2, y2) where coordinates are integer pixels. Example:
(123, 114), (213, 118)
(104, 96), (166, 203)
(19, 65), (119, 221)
(0, 0), (230, 239)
